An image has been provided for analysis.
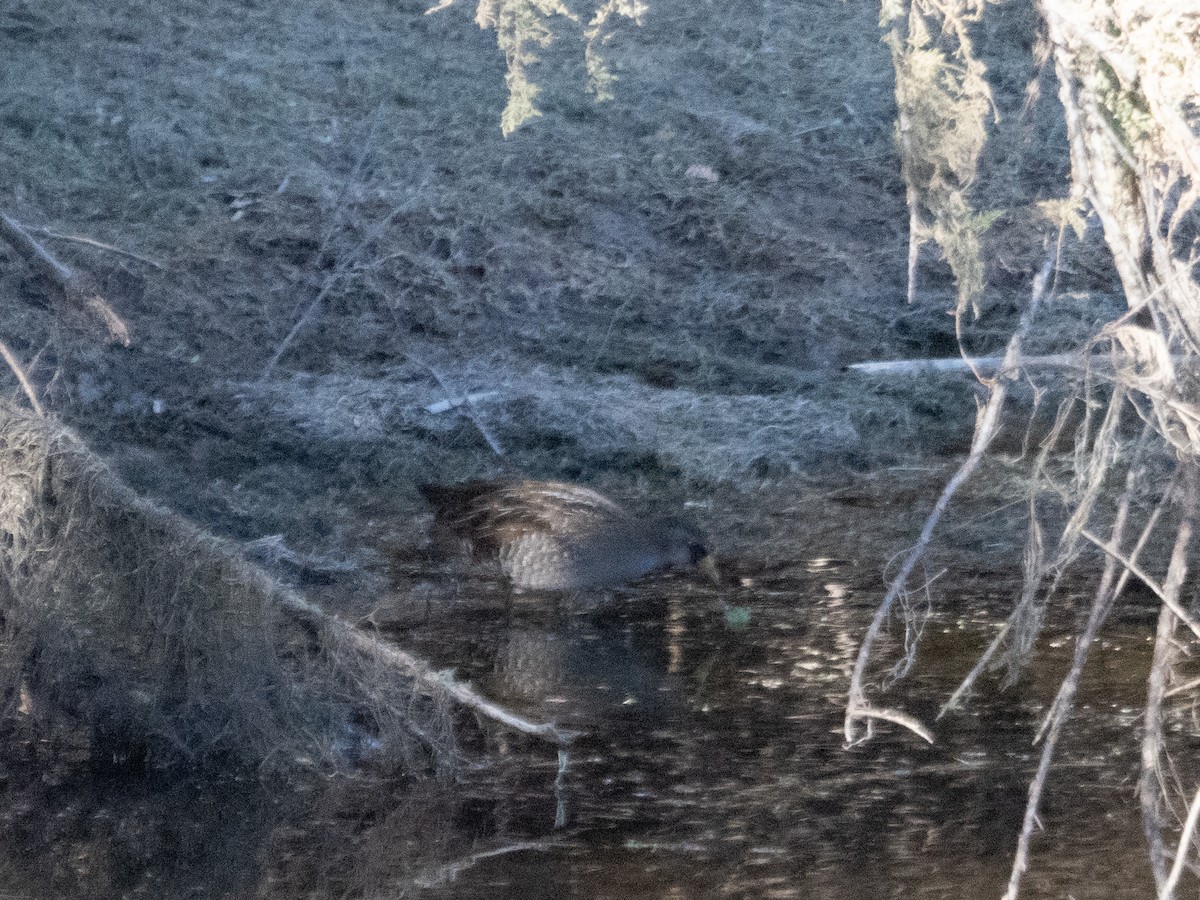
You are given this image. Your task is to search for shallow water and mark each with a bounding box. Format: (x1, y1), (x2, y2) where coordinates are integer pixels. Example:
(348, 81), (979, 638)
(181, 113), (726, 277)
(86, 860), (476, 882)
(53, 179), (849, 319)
(0, 555), (1178, 898)
(384, 555), (1165, 899)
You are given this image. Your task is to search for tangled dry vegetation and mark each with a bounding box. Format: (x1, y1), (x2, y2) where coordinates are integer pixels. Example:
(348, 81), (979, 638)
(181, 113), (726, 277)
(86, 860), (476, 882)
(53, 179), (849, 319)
(0, 395), (576, 773)
(843, 1), (1200, 898)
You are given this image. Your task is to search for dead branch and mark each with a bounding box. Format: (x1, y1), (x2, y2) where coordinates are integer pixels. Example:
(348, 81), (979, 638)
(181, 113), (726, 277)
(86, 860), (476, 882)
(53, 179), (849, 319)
(1002, 450), (1139, 900)
(32, 227), (165, 270)
(280, 593), (577, 745)
(1080, 530), (1200, 643)
(848, 352), (1084, 376)
(1162, 786), (1200, 900)
(0, 211), (131, 347)
(1141, 464), (1198, 897)
(844, 328), (1019, 746)
(417, 359), (505, 457)
(412, 840), (560, 889)
(0, 399), (574, 770)
(0, 337), (44, 417)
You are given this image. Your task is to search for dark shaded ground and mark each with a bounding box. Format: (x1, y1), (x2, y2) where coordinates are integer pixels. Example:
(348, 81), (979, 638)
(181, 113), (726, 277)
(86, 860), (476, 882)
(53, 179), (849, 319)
(0, 0), (1122, 574)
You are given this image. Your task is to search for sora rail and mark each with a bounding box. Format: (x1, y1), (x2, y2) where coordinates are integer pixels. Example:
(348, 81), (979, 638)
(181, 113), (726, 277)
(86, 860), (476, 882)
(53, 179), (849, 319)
(420, 479), (717, 591)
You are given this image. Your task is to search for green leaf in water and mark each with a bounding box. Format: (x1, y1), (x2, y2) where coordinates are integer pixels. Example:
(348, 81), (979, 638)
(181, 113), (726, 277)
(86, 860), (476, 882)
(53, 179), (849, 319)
(723, 604), (751, 629)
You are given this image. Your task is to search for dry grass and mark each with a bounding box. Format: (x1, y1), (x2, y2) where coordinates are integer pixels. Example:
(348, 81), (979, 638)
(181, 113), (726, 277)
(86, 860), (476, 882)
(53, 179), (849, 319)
(0, 399), (451, 771)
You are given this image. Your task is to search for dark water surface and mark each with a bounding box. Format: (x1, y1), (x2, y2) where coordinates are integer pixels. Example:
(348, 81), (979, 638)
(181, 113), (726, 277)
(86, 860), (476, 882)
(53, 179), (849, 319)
(0, 557), (1170, 898)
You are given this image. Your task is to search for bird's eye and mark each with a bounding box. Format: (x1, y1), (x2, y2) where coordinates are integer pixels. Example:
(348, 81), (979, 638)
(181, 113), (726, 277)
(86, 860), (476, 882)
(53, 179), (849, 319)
(688, 543), (708, 564)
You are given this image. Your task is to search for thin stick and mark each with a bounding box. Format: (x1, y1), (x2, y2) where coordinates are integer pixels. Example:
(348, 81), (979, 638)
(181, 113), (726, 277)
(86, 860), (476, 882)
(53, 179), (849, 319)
(0, 338), (44, 417)
(413, 840), (559, 888)
(1164, 675), (1200, 699)
(1162, 786), (1200, 899)
(844, 331), (1014, 745)
(1141, 464), (1198, 897)
(848, 352), (1081, 376)
(850, 705), (935, 744)
(0, 211), (73, 282)
(259, 275), (340, 380)
(32, 227), (165, 270)
(259, 115), (388, 380)
(1145, 605), (1179, 894)
(1003, 476), (1131, 900)
(418, 359), (505, 457)
(0, 211), (131, 347)
(938, 618), (1013, 719)
(1080, 530), (1200, 643)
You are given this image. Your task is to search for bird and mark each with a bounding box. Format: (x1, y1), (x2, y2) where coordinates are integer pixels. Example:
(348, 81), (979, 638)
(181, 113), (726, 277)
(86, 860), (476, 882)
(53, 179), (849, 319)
(419, 479), (718, 591)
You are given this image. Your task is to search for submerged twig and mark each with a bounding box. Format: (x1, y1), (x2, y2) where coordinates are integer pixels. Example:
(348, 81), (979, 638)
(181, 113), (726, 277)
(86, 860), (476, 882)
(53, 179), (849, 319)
(412, 840), (560, 889)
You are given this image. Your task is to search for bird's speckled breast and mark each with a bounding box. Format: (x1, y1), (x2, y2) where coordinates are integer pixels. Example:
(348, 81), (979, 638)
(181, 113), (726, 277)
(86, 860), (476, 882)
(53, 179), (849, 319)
(499, 532), (571, 589)
(499, 529), (660, 590)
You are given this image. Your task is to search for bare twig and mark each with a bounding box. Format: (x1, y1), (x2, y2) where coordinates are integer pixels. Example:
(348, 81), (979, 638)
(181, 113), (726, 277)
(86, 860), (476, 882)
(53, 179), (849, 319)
(848, 352), (1084, 376)
(0, 211), (132, 347)
(1145, 606), (1180, 893)
(1164, 675), (1200, 700)
(1003, 455), (1139, 900)
(418, 359), (505, 457)
(1079, 530), (1200, 643)
(844, 329), (1016, 746)
(938, 617), (1014, 719)
(847, 705), (935, 744)
(1141, 464), (1198, 897)
(425, 391), (500, 414)
(0, 211), (73, 283)
(259, 114), (401, 381)
(0, 338), (44, 417)
(886, 564), (942, 686)
(413, 840), (560, 888)
(259, 274), (341, 381)
(32, 228), (164, 270)
(1162, 786), (1200, 899)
